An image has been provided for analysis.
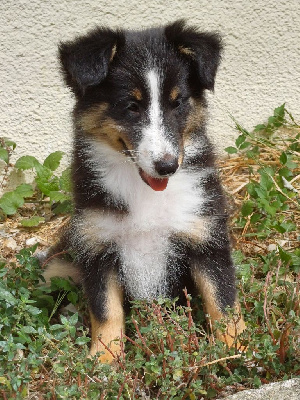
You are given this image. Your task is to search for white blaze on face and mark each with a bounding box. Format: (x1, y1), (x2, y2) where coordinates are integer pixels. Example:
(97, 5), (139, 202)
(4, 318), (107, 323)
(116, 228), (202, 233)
(148, 69), (162, 133)
(138, 69), (176, 175)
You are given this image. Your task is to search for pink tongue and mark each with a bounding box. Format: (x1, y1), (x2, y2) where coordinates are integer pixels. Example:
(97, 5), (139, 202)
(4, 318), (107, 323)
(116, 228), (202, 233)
(139, 170), (169, 191)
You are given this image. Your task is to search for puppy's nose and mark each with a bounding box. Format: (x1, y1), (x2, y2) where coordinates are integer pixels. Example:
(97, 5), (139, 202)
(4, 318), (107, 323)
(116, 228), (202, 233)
(154, 155), (179, 176)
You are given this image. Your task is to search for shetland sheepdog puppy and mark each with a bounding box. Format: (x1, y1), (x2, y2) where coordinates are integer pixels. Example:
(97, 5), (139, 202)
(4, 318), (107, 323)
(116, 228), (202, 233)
(45, 20), (245, 362)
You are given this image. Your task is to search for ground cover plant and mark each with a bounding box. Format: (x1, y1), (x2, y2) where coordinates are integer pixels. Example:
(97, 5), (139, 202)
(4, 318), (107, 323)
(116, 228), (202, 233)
(0, 104), (299, 399)
(0, 142), (72, 223)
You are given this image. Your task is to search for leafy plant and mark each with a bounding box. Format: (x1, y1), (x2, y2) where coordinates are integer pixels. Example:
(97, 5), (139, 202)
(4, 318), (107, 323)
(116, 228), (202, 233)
(225, 104), (299, 246)
(1, 247), (298, 398)
(0, 246), (85, 397)
(0, 140), (72, 222)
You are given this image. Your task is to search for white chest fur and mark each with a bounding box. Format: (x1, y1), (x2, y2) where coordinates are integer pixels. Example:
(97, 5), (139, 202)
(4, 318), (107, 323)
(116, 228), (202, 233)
(79, 141), (210, 299)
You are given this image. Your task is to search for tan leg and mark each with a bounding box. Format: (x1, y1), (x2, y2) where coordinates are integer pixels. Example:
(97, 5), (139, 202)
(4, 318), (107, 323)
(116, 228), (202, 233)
(192, 271), (246, 348)
(89, 276), (125, 363)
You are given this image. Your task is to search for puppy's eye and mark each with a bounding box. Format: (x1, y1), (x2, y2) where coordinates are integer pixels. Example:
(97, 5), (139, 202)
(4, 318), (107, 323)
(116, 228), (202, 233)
(172, 98), (183, 109)
(171, 96), (189, 110)
(126, 102), (140, 114)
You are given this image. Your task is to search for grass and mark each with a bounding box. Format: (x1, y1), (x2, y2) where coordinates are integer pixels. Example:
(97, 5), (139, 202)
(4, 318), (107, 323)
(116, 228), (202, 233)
(0, 104), (299, 399)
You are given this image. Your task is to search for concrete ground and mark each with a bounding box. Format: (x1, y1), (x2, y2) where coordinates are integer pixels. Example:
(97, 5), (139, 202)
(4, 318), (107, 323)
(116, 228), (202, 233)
(219, 378), (300, 400)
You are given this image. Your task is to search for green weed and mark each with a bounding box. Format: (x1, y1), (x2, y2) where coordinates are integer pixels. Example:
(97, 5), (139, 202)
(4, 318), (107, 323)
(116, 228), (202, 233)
(0, 104), (299, 398)
(225, 104), (299, 243)
(0, 139), (72, 223)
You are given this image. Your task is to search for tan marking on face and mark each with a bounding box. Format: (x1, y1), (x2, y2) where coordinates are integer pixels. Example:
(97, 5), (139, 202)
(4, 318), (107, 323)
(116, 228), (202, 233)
(89, 274), (125, 363)
(178, 45), (195, 57)
(132, 88), (143, 101)
(183, 98), (207, 143)
(170, 86), (180, 102)
(177, 131), (185, 168)
(192, 271), (246, 348)
(78, 104), (132, 153)
(78, 103), (108, 132)
(178, 150), (184, 167)
(110, 44), (117, 62)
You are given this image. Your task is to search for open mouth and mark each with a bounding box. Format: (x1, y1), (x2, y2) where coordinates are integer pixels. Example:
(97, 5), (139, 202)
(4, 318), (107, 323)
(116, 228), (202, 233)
(139, 169), (169, 191)
(119, 138), (170, 191)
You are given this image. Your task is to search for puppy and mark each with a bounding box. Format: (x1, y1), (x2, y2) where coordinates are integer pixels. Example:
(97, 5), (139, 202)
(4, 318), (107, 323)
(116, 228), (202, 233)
(46, 20), (245, 362)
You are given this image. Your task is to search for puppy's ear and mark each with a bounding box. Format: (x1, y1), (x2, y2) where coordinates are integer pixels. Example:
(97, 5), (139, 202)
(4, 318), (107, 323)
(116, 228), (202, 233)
(59, 27), (125, 95)
(165, 20), (223, 91)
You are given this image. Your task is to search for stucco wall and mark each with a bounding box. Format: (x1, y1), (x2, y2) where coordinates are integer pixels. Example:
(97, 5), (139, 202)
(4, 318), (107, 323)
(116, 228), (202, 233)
(1, 0), (299, 167)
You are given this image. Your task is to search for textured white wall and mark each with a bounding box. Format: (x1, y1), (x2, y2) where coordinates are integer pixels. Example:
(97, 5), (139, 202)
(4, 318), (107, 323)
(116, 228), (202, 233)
(1, 0), (299, 166)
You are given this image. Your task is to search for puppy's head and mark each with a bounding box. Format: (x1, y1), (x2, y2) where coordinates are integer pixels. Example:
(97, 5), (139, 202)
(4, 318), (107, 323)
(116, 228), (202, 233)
(59, 20), (222, 191)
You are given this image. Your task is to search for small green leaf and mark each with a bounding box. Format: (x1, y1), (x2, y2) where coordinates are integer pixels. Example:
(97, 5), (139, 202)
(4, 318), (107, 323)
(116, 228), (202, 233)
(259, 198), (277, 216)
(35, 164), (53, 180)
(52, 200), (73, 215)
(50, 277), (74, 291)
(25, 305), (41, 315)
(289, 140), (300, 152)
(68, 312), (78, 325)
(0, 283), (18, 305)
(22, 326), (37, 334)
(15, 183), (34, 198)
(43, 151), (64, 171)
(259, 171), (274, 190)
(206, 388), (217, 398)
(253, 376), (262, 388)
(49, 191), (69, 203)
(67, 291), (78, 304)
(268, 116), (278, 125)
(285, 158), (298, 170)
(60, 315), (68, 325)
(0, 148), (9, 163)
(4, 139), (17, 149)
(274, 103), (285, 118)
(273, 224), (286, 234)
(235, 133), (246, 148)
(239, 141), (252, 150)
(254, 124), (266, 132)
(278, 246), (292, 263)
(53, 363), (65, 375)
(241, 201), (254, 217)
(280, 152), (288, 165)
(278, 167), (293, 179)
(250, 213), (261, 223)
(235, 134), (246, 148)
(15, 155), (40, 170)
(20, 216), (45, 227)
(75, 337), (90, 345)
(225, 146), (238, 154)
(246, 145), (260, 158)
(36, 176), (59, 196)
(0, 184), (33, 216)
(247, 182), (258, 197)
(280, 221), (296, 232)
(255, 186), (268, 199)
(0, 191), (24, 215)
(59, 167), (72, 192)
(50, 324), (64, 331)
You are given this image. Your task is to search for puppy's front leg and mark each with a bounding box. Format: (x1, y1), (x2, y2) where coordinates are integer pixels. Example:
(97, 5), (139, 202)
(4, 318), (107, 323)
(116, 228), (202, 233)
(88, 274), (125, 363)
(191, 247), (245, 347)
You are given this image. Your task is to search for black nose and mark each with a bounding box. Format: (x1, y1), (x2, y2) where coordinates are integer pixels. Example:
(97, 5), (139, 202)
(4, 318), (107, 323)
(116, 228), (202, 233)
(154, 155), (179, 176)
